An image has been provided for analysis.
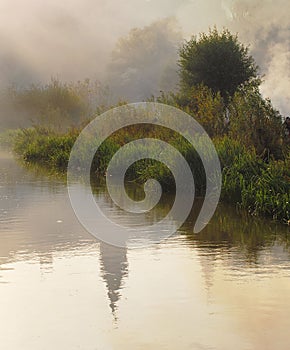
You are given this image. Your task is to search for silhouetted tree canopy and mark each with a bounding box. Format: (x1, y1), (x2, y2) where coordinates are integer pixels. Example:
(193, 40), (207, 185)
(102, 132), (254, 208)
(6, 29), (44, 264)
(179, 28), (260, 100)
(107, 18), (181, 101)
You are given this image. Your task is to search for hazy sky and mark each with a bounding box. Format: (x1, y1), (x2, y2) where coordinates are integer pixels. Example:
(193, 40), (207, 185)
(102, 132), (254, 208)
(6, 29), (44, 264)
(0, 0), (289, 114)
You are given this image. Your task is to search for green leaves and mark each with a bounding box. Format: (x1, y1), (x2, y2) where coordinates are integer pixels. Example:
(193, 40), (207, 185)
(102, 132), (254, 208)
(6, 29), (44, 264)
(179, 27), (259, 101)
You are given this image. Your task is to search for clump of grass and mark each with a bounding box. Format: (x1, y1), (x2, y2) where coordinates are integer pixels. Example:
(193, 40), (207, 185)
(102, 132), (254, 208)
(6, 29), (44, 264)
(13, 126), (77, 170)
(241, 159), (290, 221)
(216, 136), (290, 222)
(216, 136), (264, 200)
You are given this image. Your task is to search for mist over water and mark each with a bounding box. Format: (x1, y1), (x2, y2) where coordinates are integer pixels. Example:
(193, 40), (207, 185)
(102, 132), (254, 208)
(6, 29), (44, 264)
(0, 0), (289, 118)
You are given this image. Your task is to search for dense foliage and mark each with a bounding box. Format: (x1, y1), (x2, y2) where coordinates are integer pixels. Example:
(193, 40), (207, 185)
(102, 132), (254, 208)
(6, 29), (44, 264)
(179, 28), (259, 100)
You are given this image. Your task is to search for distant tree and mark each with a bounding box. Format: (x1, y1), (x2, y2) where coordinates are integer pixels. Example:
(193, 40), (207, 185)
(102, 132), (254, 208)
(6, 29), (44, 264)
(107, 18), (182, 101)
(179, 28), (260, 100)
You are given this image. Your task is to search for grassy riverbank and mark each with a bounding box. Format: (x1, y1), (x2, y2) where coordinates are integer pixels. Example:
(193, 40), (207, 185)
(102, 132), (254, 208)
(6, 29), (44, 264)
(8, 125), (290, 223)
(1, 28), (289, 224)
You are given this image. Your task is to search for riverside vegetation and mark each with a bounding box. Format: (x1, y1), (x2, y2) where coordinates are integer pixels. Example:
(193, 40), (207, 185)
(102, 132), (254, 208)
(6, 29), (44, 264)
(1, 28), (289, 223)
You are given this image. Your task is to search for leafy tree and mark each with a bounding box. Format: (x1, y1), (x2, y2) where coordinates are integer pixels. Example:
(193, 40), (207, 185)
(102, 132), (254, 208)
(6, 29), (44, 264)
(179, 28), (260, 100)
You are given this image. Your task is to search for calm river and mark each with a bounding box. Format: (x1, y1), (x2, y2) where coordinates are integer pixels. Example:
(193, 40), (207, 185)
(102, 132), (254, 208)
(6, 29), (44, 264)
(0, 150), (290, 350)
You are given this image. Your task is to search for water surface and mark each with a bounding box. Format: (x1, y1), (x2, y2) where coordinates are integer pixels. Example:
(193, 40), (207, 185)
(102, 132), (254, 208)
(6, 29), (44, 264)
(0, 150), (290, 350)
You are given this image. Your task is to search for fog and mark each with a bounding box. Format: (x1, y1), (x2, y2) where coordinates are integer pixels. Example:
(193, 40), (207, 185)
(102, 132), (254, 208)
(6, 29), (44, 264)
(0, 0), (289, 117)
(226, 0), (290, 116)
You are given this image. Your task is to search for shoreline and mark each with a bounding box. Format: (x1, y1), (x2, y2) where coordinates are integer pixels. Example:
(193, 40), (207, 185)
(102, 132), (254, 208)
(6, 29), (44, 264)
(4, 127), (289, 224)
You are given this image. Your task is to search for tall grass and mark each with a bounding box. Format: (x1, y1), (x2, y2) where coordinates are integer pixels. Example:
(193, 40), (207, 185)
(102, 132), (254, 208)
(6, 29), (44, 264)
(11, 125), (290, 223)
(216, 137), (289, 222)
